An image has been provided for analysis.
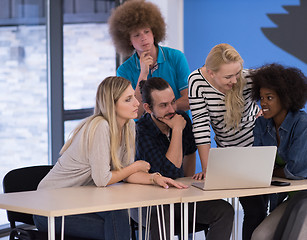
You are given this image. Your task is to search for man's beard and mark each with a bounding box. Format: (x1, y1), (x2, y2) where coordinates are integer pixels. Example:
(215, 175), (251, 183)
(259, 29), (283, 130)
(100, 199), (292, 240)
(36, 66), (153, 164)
(152, 112), (176, 124)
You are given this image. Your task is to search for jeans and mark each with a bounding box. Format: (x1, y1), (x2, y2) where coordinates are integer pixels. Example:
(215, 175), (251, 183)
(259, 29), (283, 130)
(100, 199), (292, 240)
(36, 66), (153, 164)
(239, 195), (269, 240)
(33, 209), (130, 240)
(131, 199), (234, 240)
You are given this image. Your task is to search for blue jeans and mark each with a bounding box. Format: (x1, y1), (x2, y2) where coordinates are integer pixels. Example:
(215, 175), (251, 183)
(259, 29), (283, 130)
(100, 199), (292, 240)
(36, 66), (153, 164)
(33, 209), (130, 240)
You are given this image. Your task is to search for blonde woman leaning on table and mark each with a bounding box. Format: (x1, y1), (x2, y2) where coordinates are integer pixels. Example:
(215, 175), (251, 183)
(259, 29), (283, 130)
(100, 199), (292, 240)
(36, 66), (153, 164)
(188, 43), (265, 240)
(33, 76), (187, 240)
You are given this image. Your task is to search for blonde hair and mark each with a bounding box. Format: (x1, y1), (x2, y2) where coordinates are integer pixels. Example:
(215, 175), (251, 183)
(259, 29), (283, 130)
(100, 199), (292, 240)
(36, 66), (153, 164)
(60, 76), (135, 170)
(205, 43), (246, 129)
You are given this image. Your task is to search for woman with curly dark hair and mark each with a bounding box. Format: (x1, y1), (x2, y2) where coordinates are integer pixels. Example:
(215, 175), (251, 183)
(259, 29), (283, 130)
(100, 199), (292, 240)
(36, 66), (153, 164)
(108, 0), (190, 117)
(249, 63), (307, 240)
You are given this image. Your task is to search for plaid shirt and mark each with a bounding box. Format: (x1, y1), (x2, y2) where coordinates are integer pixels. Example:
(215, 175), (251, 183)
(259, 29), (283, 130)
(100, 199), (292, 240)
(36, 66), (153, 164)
(135, 111), (197, 179)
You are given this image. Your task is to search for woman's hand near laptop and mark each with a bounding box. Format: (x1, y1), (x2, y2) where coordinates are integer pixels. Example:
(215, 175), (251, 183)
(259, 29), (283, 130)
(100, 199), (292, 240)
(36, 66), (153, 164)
(125, 162), (188, 189)
(151, 172), (188, 189)
(193, 171), (206, 180)
(193, 144), (210, 180)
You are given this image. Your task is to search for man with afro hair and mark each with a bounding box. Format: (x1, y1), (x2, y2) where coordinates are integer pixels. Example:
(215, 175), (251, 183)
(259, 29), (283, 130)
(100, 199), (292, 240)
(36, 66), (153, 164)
(108, 0), (190, 118)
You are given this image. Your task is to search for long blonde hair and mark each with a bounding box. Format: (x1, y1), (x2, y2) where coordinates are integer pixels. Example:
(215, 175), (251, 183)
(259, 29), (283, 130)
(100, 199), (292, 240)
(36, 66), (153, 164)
(205, 43), (246, 129)
(60, 76), (135, 170)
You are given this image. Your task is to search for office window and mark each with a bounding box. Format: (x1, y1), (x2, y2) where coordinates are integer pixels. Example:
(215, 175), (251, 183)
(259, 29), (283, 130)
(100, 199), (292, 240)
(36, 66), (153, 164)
(64, 119), (82, 141)
(63, 0), (116, 138)
(0, 0), (116, 228)
(64, 23), (115, 110)
(0, 0), (48, 226)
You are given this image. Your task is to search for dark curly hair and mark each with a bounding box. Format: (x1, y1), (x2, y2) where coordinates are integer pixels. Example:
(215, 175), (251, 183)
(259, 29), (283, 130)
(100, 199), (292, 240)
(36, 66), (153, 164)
(108, 0), (166, 56)
(250, 63), (307, 112)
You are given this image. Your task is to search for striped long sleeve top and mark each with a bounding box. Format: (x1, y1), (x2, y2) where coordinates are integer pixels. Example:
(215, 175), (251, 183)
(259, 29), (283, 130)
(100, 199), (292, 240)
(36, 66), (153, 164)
(188, 68), (260, 147)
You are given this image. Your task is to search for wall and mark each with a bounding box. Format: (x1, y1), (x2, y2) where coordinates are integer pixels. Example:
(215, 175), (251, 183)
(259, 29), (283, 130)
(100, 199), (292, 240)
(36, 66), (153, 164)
(184, 0), (306, 73)
(148, 0), (184, 52)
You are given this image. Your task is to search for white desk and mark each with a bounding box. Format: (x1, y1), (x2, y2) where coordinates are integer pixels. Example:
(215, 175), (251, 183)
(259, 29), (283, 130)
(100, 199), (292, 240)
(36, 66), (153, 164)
(179, 177), (307, 240)
(1, 178), (307, 240)
(0, 182), (183, 240)
(180, 177), (307, 202)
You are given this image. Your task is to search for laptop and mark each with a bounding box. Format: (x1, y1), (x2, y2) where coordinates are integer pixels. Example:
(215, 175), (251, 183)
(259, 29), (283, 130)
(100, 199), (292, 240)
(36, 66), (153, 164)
(192, 146), (277, 190)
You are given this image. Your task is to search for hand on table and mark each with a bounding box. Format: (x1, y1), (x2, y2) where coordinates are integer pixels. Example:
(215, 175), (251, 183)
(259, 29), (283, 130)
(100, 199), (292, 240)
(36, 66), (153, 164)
(192, 171), (206, 180)
(153, 174), (188, 189)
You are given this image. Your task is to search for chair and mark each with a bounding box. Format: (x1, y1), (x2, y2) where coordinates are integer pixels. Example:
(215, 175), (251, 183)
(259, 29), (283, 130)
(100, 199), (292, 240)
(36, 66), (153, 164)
(2, 165), (91, 240)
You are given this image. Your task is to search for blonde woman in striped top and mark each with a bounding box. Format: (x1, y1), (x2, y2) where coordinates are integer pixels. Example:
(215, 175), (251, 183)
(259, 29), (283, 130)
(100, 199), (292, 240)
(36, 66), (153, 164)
(188, 43), (264, 240)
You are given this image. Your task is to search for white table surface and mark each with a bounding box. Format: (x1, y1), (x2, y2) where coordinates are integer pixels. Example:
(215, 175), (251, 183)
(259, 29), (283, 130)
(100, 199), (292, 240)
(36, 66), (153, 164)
(1, 177), (307, 240)
(179, 177), (307, 203)
(0, 182), (185, 217)
(2, 177), (306, 217)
